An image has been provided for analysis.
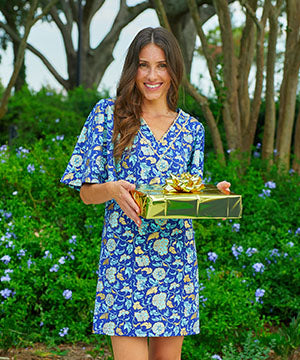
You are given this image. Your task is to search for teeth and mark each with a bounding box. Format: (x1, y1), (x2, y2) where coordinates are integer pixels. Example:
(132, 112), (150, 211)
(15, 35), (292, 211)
(145, 84), (160, 88)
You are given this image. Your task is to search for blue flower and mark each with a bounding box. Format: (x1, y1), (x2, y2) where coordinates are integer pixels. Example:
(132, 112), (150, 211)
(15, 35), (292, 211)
(232, 223), (240, 232)
(58, 256), (66, 264)
(253, 151), (260, 158)
(50, 264), (59, 272)
(295, 228), (300, 235)
(0, 288), (12, 299)
(259, 189), (271, 198)
(27, 164), (35, 173)
(1, 274), (11, 282)
(63, 290), (72, 300)
(59, 327), (69, 337)
(265, 181), (276, 189)
(252, 263), (265, 273)
(69, 235), (77, 244)
(269, 248), (280, 257)
(212, 355), (222, 360)
(246, 247), (257, 257)
(232, 245), (243, 259)
(17, 249), (26, 258)
(287, 242), (294, 247)
(255, 288), (265, 303)
(27, 258), (33, 268)
(208, 252), (218, 262)
(43, 250), (52, 259)
(1, 255), (11, 264)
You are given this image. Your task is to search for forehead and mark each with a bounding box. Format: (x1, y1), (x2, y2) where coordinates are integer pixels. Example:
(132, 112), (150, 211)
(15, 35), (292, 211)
(139, 43), (166, 61)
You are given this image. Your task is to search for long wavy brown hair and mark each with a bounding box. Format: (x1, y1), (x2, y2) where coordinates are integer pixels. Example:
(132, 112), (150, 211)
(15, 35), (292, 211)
(113, 27), (184, 161)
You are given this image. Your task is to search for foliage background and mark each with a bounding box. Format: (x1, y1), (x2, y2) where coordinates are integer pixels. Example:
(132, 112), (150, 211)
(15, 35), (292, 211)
(1, 87), (300, 359)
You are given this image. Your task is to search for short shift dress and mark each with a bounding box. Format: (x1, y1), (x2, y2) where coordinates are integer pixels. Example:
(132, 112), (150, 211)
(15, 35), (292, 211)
(61, 98), (205, 337)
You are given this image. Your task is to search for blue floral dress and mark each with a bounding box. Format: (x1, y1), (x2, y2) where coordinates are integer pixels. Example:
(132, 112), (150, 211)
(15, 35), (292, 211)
(61, 98), (205, 337)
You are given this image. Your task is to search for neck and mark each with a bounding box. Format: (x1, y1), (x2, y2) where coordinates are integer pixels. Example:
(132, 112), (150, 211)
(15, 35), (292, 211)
(141, 98), (171, 116)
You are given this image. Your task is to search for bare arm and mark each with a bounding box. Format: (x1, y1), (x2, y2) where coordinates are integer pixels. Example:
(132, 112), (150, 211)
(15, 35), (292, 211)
(80, 180), (141, 227)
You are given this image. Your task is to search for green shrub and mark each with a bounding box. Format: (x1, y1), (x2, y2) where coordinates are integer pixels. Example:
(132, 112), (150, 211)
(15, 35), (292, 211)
(0, 138), (105, 348)
(0, 86), (108, 147)
(1, 88), (300, 356)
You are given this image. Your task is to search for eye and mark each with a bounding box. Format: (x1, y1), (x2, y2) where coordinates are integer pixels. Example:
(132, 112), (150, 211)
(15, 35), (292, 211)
(139, 62), (147, 68)
(158, 63), (167, 68)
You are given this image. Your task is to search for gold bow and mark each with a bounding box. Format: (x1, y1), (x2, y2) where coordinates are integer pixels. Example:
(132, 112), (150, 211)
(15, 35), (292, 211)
(163, 173), (205, 193)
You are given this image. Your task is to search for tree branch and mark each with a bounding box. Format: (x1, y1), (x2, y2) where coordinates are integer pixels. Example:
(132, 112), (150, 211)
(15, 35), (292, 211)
(0, 0), (39, 119)
(153, 0), (225, 161)
(240, 0), (261, 30)
(48, 5), (75, 55)
(33, 0), (60, 24)
(186, 0), (221, 92)
(83, 0), (105, 25)
(94, 1), (149, 55)
(0, 18), (69, 89)
(153, 0), (172, 32)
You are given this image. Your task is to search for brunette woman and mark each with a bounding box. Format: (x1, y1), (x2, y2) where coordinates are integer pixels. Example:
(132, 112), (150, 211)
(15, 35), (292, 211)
(61, 27), (230, 360)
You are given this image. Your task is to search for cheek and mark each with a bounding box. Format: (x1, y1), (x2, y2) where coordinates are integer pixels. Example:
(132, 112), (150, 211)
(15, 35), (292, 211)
(161, 71), (171, 83)
(136, 68), (146, 80)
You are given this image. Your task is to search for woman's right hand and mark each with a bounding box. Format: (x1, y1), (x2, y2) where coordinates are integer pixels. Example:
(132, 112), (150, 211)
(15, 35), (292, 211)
(108, 180), (141, 227)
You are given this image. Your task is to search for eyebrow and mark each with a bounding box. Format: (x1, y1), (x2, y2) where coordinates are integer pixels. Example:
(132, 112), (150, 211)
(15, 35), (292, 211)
(139, 59), (167, 63)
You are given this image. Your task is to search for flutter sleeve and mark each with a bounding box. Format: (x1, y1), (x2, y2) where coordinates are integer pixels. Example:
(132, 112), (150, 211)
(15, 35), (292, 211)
(187, 121), (205, 179)
(60, 99), (113, 191)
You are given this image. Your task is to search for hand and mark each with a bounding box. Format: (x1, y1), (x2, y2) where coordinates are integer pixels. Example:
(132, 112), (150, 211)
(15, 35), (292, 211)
(108, 180), (141, 227)
(217, 180), (231, 194)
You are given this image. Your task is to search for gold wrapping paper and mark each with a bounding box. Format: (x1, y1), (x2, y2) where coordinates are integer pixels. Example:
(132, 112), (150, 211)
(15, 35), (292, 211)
(131, 184), (242, 219)
(163, 173), (205, 193)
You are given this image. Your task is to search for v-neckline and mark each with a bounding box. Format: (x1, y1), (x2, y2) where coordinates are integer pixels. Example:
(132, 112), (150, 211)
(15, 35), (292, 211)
(140, 110), (181, 143)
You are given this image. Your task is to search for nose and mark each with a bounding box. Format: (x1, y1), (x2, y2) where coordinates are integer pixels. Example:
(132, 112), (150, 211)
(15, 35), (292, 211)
(147, 66), (157, 81)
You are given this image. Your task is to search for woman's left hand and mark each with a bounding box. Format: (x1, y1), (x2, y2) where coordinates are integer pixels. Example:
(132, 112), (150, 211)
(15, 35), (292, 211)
(217, 181), (231, 194)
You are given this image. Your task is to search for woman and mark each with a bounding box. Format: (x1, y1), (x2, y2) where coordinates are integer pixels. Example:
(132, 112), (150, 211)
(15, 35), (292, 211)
(61, 27), (230, 360)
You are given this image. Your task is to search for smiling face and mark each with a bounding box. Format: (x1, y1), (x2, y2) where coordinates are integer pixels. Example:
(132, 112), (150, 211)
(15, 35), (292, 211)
(135, 43), (171, 104)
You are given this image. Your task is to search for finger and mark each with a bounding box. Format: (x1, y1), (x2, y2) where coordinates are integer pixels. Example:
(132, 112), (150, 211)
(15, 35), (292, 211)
(120, 180), (136, 191)
(120, 202), (141, 227)
(121, 189), (140, 214)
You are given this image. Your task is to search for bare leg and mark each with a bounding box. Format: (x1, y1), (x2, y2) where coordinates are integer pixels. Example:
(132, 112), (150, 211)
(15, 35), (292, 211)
(111, 336), (148, 360)
(148, 336), (184, 360)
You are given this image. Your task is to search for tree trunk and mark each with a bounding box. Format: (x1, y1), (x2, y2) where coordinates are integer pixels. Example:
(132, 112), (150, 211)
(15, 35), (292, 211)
(238, 0), (257, 135)
(292, 109), (300, 174)
(154, 0), (225, 163)
(0, 0), (59, 120)
(262, 1), (278, 165)
(2, 5), (27, 91)
(241, 1), (268, 153)
(12, 40), (26, 91)
(171, 13), (197, 77)
(275, 0), (300, 170)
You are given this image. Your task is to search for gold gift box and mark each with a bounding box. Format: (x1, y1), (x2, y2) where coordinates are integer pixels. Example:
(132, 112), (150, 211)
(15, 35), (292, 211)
(131, 184), (242, 219)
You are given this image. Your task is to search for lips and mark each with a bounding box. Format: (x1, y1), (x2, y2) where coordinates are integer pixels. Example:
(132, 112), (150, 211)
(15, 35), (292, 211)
(144, 83), (162, 89)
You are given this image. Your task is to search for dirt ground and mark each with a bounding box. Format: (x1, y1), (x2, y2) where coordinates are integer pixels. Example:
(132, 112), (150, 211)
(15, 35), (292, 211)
(0, 343), (112, 360)
(1, 344), (299, 360)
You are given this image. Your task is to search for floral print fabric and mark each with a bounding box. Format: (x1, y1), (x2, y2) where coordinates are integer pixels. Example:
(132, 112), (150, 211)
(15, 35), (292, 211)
(61, 98), (205, 337)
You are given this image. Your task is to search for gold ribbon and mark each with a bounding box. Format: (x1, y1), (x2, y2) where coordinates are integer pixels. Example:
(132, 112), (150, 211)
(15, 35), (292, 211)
(163, 173), (205, 193)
